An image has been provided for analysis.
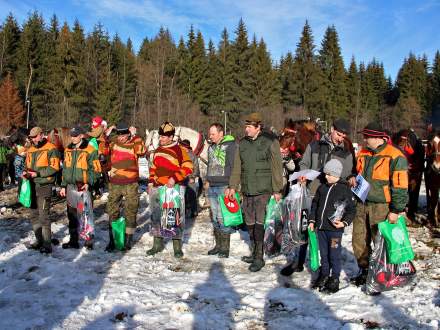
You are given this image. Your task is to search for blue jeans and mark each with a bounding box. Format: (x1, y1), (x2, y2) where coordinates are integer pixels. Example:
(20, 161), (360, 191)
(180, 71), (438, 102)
(207, 185), (234, 234)
(318, 230), (343, 278)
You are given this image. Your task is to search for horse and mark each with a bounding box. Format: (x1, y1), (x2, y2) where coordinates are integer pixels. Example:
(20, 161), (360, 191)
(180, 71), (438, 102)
(392, 129), (425, 220)
(425, 131), (440, 227)
(281, 119), (319, 161)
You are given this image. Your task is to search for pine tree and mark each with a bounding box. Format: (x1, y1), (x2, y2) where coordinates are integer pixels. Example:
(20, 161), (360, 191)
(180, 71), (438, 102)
(290, 21), (323, 120)
(346, 56), (361, 136)
(0, 13), (21, 79)
(0, 73), (25, 133)
(217, 27), (235, 124)
(318, 25), (348, 121)
(202, 40), (222, 116)
(431, 51), (440, 117)
(279, 52), (295, 111)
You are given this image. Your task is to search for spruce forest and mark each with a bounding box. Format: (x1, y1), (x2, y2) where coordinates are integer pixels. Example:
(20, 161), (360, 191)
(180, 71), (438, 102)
(0, 12), (439, 139)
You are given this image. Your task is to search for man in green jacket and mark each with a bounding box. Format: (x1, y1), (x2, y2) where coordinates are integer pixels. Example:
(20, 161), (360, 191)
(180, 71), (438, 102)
(226, 112), (283, 272)
(23, 127), (61, 254)
(60, 126), (101, 249)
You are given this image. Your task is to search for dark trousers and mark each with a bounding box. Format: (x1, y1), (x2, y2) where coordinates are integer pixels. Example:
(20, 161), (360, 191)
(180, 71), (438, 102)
(0, 163), (5, 189)
(297, 230), (309, 266)
(318, 230), (343, 278)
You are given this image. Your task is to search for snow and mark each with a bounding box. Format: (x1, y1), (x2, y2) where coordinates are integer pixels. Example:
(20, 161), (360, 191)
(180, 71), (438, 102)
(0, 186), (439, 330)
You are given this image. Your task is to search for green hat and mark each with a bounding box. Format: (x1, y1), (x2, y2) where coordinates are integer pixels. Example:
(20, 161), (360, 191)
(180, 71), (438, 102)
(244, 112), (262, 124)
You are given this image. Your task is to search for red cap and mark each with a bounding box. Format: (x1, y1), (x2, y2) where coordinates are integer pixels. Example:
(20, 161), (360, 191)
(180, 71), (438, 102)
(92, 116), (103, 128)
(223, 196), (239, 213)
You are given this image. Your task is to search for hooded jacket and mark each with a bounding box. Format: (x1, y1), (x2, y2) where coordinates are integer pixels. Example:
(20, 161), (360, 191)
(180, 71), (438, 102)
(207, 135), (236, 187)
(308, 181), (356, 232)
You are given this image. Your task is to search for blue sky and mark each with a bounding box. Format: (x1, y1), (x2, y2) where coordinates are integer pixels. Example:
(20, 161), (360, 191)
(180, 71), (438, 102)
(1, 0), (439, 80)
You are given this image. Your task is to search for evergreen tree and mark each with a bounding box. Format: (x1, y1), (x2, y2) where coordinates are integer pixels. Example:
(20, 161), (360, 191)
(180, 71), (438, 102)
(279, 52), (295, 111)
(0, 73), (25, 133)
(202, 40), (222, 116)
(318, 25), (348, 121)
(0, 13), (21, 79)
(290, 21), (323, 119)
(217, 27), (235, 124)
(431, 51), (440, 116)
(346, 56), (361, 135)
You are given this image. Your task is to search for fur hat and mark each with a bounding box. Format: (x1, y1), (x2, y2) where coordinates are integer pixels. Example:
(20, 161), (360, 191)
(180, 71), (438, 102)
(159, 122), (175, 136)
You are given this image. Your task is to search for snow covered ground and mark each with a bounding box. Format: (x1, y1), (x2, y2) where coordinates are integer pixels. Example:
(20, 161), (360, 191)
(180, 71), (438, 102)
(0, 185), (439, 330)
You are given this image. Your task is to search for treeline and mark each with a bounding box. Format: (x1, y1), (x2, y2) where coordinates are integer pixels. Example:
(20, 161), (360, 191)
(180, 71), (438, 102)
(0, 12), (439, 139)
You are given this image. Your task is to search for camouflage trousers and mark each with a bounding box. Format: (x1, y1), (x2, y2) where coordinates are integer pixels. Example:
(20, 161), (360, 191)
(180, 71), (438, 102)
(352, 202), (389, 269)
(149, 185), (186, 240)
(107, 182), (139, 234)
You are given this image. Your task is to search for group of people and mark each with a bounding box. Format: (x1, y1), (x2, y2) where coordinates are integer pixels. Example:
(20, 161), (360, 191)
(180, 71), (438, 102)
(0, 110), (419, 296)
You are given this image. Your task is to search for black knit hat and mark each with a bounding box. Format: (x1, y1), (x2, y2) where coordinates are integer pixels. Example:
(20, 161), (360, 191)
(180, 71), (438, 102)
(360, 122), (387, 137)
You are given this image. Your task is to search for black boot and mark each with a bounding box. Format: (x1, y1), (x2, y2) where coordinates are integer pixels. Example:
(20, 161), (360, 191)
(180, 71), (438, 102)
(173, 239), (184, 258)
(249, 241), (265, 272)
(62, 231), (80, 249)
(146, 237), (164, 256)
(124, 234), (133, 251)
(208, 228), (221, 255)
(321, 277), (340, 293)
(280, 262), (304, 276)
(84, 235), (94, 250)
(350, 268), (368, 287)
(28, 227), (43, 250)
(105, 226), (115, 252)
(242, 240), (255, 263)
(311, 274), (329, 290)
(218, 232), (230, 258)
(40, 241), (52, 254)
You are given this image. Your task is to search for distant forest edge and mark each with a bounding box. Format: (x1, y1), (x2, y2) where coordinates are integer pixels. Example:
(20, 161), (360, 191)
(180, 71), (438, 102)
(0, 12), (439, 139)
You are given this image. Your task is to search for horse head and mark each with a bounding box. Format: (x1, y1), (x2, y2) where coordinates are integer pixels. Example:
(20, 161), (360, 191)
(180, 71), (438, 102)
(429, 133), (440, 172)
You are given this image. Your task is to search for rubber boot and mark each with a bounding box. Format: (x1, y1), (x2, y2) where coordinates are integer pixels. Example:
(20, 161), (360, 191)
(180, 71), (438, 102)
(105, 225), (115, 252)
(242, 240), (255, 263)
(207, 228), (221, 255)
(311, 274), (329, 290)
(350, 268), (368, 287)
(173, 239), (184, 258)
(124, 234), (133, 251)
(40, 226), (52, 254)
(146, 237), (164, 256)
(249, 241), (265, 272)
(62, 231), (80, 249)
(280, 262), (305, 276)
(28, 227), (43, 250)
(218, 232), (230, 258)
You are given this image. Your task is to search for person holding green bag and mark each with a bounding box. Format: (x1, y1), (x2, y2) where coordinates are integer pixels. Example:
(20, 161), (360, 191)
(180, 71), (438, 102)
(226, 112), (283, 272)
(23, 127), (61, 254)
(146, 122), (193, 258)
(308, 159), (356, 293)
(206, 122), (237, 258)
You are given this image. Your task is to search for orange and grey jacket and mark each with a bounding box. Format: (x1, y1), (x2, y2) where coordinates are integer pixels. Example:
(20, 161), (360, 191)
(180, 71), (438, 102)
(356, 142), (408, 212)
(61, 139), (101, 187)
(25, 139), (61, 186)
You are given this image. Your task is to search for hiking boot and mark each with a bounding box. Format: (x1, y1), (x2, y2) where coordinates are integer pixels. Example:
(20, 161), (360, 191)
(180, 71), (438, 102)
(350, 268), (368, 287)
(208, 228), (221, 255)
(280, 262), (304, 276)
(218, 232), (230, 258)
(124, 234), (134, 251)
(242, 240), (255, 263)
(28, 228), (43, 250)
(173, 239), (184, 258)
(249, 241), (265, 272)
(311, 274), (329, 290)
(321, 277), (340, 293)
(146, 237), (164, 256)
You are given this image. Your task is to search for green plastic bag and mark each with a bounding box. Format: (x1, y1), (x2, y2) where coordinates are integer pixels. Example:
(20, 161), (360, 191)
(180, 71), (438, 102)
(378, 215), (414, 264)
(159, 185), (181, 209)
(19, 178), (32, 208)
(219, 193), (243, 227)
(308, 228), (320, 272)
(264, 196), (283, 229)
(111, 217), (126, 250)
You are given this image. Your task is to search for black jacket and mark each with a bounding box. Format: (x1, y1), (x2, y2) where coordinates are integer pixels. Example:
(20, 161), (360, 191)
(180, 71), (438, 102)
(309, 181), (356, 232)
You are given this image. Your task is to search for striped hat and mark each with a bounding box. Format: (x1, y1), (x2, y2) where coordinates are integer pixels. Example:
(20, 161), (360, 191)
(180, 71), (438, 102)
(360, 122), (387, 137)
